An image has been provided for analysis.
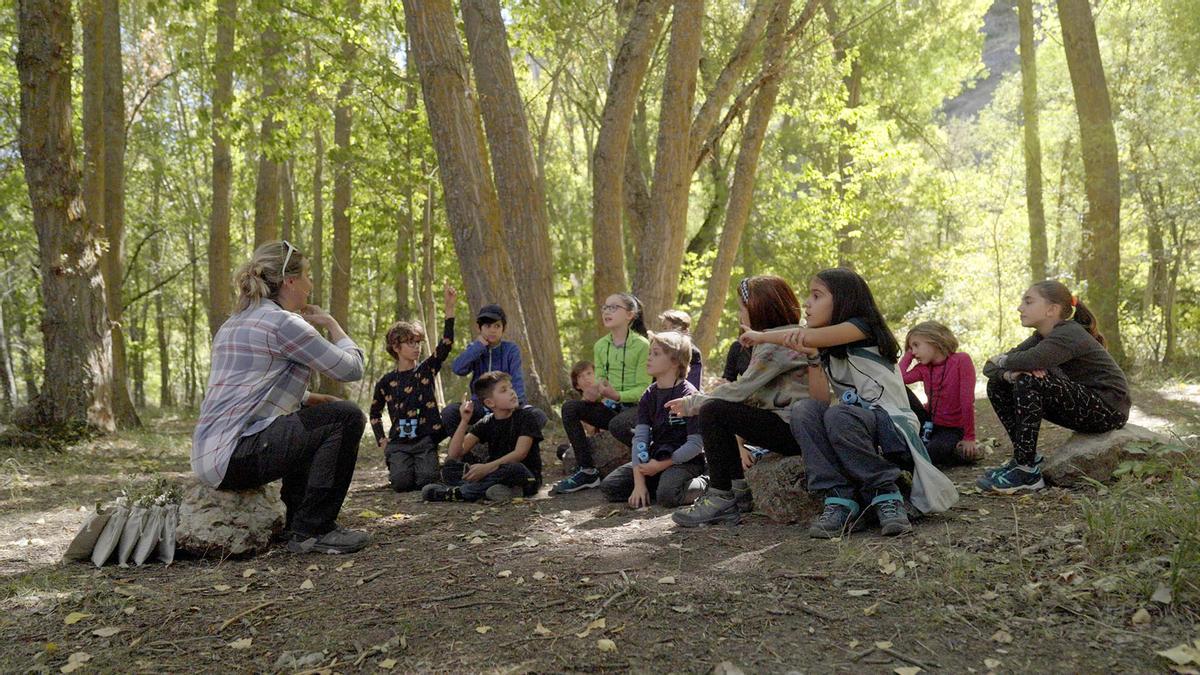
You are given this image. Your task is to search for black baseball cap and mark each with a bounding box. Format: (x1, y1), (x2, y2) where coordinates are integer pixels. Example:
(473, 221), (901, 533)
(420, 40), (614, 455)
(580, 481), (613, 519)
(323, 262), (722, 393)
(476, 304), (506, 324)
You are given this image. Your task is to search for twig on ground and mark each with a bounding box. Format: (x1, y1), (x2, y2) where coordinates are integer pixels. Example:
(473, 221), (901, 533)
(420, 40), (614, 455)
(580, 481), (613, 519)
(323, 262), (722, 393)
(216, 601), (275, 632)
(879, 646), (941, 670)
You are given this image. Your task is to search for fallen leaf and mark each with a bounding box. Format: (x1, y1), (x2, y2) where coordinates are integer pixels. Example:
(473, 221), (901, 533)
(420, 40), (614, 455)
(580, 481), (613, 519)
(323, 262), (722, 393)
(336, 561), (355, 572)
(300, 579), (314, 590)
(671, 605), (695, 614)
(596, 638), (617, 653)
(847, 589), (872, 597)
(358, 509), (383, 519)
(657, 576), (677, 585)
(991, 629), (1013, 644)
(446, 544), (458, 551)
(228, 638), (253, 650)
(1152, 584), (1174, 604)
(522, 537), (540, 548)
(306, 564), (319, 572)
(61, 651), (92, 674)
(475, 626), (491, 634)
(378, 658), (397, 670)
(980, 591), (998, 601)
(1131, 608), (1152, 625)
(863, 602), (879, 616)
(242, 569), (257, 578)
(466, 530), (487, 539)
(515, 577), (525, 585)
(984, 658), (1002, 669)
(532, 571), (547, 581)
(880, 562), (898, 576)
(497, 570), (512, 578)
(1157, 642), (1200, 666)
(575, 617), (607, 638)
(123, 606), (136, 615)
(469, 537), (484, 545)
(977, 508), (990, 515)
(584, 594), (602, 601)
(92, 627), (121, 638)
(63, 612), (91, 626)
(875, 641), (893, 649)
(533, 623), (552, 637)
(895, 668), (923, 675)
(847, 640), (860, 648)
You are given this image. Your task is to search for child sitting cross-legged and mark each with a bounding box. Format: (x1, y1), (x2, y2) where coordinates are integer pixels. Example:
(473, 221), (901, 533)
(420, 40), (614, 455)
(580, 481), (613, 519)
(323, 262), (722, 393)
(421, 371), (543, 503)
(600, 331), (706, 509)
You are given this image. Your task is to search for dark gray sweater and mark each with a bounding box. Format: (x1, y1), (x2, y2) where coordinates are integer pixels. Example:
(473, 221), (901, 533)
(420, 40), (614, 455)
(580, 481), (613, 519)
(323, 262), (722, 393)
(983, 321), (1131, 417)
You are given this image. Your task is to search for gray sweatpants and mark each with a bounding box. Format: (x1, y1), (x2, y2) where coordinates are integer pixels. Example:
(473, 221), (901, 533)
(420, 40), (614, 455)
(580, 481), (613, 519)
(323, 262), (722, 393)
(789, 399), (901, 501)
(600, 459), (707, 508)
(384, 436), (439, 492)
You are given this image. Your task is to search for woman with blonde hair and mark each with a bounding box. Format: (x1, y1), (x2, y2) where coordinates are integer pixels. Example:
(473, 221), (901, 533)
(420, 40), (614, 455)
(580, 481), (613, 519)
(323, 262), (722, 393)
(192, 240), (370, 555)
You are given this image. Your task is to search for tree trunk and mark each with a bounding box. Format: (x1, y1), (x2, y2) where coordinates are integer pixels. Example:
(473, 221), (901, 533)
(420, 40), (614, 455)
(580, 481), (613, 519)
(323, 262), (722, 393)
(152, 235), (173, 408)
(101, 0), (139, 426)
(591, 0), (669, 325)
(1057, 0), (1124, 363)
(633, 0), (705, 322)
(281, 158), (296, 243)
(678, 149), (730, 306)
(421, 180), (444, 407)
(622, 127), (652, 264)
(823, 0), (863, 268)
(694, 0), (797, 357)
(395, 207), (410, 321)
(402, 0), (548, 406)
(253, 0), (281, 248)
(307, 44), (325, 309)
(14, 309), (38, 402)
(1019, 0), (1048, 283)
(0, 299), (14, 415)
(324, 0), (359, 398)
(208, 0), (236, 336)
(16, 0), (114, 432)
(462, 0), (566, 398)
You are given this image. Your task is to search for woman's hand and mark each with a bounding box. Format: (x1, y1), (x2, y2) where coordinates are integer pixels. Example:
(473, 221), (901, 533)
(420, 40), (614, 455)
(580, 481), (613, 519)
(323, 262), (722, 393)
(304, 392), (340, 407)
(300, 304), (335, 329)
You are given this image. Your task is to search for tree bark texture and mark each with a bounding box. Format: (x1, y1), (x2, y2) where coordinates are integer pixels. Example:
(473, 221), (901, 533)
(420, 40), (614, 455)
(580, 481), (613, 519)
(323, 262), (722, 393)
(208, 0), (236, 336)
(1019, 0), (1048, 283)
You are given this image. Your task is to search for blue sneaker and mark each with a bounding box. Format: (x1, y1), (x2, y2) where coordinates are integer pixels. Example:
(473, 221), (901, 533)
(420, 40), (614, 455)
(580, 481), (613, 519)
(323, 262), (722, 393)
(977, 464), (1045, 494)
(979, 455), (1044, 484)
(551, 469), (601, 494)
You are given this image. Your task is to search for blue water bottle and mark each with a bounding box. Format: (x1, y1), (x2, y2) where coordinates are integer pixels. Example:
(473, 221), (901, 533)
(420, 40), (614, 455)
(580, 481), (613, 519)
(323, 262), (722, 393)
(635, 441), (649, 464)
(603, 399), (620, 411)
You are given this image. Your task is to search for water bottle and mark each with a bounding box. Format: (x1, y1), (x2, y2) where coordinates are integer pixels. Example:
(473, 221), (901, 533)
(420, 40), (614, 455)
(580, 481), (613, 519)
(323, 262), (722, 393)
(603, 399), (620, 411)
(920, 420), (934, 445)
(635, 441), (649, 464)
(841, 389), (860, 406)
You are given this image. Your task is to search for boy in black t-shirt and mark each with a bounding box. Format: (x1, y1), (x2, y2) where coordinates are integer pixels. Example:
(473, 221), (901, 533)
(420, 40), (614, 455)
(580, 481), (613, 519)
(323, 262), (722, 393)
(422, 371), (543, 503)
(370, 284), (457, 492)
(599, 331), (705, 508)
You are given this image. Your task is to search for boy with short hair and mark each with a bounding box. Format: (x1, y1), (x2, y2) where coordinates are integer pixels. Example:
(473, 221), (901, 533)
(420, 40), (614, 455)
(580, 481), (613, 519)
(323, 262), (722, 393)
(599, 331), (706, 508)
(658, 309), (703, 389)
(370, 285), (456, 492)
(422, 371), (543, 503)
(442, 304), (547, 430)
(557, 361), (599, 462)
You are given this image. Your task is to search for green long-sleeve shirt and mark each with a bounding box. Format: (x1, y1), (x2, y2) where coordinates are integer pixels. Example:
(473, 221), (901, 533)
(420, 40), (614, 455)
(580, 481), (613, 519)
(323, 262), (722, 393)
(593, 332), (652, 404)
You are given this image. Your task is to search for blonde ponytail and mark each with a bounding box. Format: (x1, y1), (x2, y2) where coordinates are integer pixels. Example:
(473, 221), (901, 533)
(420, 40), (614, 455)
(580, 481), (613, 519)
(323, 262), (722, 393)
(233, 241), (306, 312)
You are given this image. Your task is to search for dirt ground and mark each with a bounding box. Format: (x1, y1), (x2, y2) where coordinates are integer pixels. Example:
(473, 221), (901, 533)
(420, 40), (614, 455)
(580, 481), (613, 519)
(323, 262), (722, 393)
(1, 383), (1198, 673)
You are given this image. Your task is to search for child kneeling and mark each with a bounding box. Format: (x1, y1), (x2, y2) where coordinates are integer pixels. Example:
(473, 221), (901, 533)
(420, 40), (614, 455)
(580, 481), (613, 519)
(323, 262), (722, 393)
(600, 331), (705, 508)
(422, 371), (543, 503)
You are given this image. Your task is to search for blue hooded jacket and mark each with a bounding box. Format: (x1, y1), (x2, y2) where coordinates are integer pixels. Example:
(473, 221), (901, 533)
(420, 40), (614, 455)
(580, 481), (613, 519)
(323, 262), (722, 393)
(451, 339), (527, 404)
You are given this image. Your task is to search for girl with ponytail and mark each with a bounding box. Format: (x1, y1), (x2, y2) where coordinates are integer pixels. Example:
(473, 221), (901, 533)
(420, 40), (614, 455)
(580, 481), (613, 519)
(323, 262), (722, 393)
(977, 280), (1131, 494)
(552, 292), (652, 494)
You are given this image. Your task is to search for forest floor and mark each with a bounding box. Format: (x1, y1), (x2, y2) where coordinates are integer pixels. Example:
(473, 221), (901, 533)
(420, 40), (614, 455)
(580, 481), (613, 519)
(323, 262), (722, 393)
(1, 380), (1199, 673)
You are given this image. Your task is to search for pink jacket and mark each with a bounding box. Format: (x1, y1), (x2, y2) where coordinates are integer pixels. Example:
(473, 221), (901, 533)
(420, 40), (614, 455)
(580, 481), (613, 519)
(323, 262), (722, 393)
(900, 351), (977, 441)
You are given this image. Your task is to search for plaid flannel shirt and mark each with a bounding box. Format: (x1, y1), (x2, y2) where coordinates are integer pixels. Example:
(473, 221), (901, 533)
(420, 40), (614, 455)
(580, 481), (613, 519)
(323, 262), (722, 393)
(191, 299), (365, 486)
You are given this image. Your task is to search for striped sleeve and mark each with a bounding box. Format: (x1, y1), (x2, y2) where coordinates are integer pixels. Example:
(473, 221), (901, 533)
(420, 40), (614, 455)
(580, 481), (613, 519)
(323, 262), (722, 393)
(275, 314), (365, 382)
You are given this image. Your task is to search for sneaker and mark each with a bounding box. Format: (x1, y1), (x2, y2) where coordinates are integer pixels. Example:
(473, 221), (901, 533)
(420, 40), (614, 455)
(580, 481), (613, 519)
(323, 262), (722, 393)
(980, 455), (1043, 483)
(484, 484), (520, 503)
(551, 469), (600, 494)
(671, 489), (740, 527)
(977, 463), (1045, 495)
(873, 497), (913, 536)
(421, 483), (464, 502)
(731, 479), (753, 514)
(287, 526), (371, 555)
(807, 499), (859, 539)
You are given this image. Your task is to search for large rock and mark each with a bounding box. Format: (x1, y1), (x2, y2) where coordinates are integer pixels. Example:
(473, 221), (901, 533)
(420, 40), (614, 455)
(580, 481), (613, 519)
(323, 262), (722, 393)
(560, 432), (629, 478)
(176, 478), (285, 558)
(744, 453), (821, 523)
(1043, 424), (1178, 488)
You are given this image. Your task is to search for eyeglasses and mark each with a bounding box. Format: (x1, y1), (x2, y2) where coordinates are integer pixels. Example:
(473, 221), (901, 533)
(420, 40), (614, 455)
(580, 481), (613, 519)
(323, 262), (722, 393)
(600, 304), (627, 313)
(281, 240), (297, 278)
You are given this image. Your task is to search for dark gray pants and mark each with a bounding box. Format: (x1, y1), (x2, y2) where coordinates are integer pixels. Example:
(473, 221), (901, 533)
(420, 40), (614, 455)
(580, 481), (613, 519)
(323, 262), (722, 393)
(441, 459), (540, 502)
(384, 436), (439, 492)
(600, 460), (706, 507)
(789, 399), (901, 501)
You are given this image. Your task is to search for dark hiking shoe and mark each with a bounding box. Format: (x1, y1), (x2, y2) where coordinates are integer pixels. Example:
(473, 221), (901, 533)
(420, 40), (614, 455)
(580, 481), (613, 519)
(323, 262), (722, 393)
(980, 455), (1043, 483)
(807, 500), (860, 539)
(551, 469), (600, 494)
(421, 483), (464, 502)
(671, 489), (740, 527)
(287, 526), (371, 555)
(484, 484), (520, 503)
(731, 480), (753, 514)
(874, 497), (913, 537)
(977, 464), (1045, 495)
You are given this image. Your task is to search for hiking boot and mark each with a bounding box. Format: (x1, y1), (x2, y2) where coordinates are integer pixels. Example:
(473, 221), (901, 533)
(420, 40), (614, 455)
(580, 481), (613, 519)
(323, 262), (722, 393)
(872, 494), (913, 537)
(731, 479), (753, 514)
(421, 483), (464, 502)
(980, 455), (1043, 483)
(807, 498), (860, 539)
(551, 468), (600, 494)
(484, 484), (520, 503)
(977, 463), (1045, 495)
(671, 488), (740, 527)
(287, 526), (371, 555)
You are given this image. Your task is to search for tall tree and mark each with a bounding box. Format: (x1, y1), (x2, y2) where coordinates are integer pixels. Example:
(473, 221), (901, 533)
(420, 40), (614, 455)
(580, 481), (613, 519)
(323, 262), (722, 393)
(401, 0), (548, 406)
(1019, 0), (1048, 282)
(823, 0), (863, 268)
(1057, 0), (1125, 363)
(17, 0), (114, 431)
(307, 44), (326, 309)
(326, 0), (359, 399)
(633, 0), (705, 321)
(462, 0), (566, 397)
(252, 0), (282, 248)
(591, 0), (669, 324)
(208, 0), (236, 336)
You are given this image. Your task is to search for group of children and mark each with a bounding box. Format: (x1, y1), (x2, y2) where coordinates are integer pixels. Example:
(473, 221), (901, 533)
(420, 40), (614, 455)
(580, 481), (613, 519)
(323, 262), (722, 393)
(369, 271), (1130, 538)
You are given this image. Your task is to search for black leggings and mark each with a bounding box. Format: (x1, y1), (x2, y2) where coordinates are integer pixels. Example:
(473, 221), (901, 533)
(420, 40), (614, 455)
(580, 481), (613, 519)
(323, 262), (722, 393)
(907, 388), (968, 467)
(700, 399), (802, 491)
(987, 373), (1126, 465)
(561, 399), (636, 469)
(220, 401), (366, 537)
